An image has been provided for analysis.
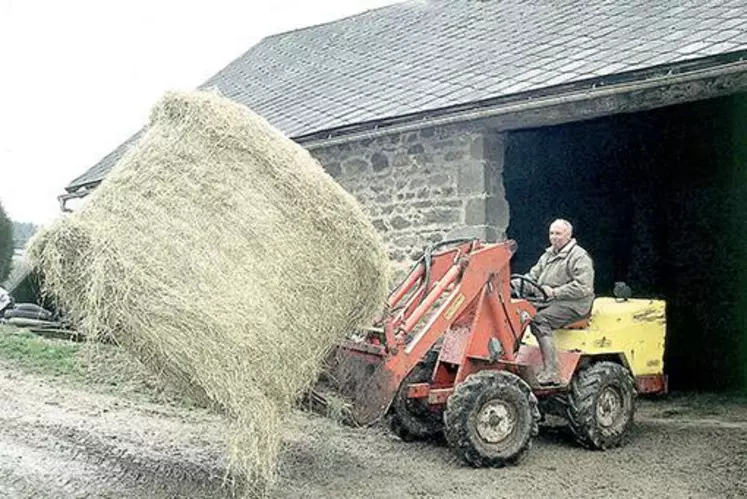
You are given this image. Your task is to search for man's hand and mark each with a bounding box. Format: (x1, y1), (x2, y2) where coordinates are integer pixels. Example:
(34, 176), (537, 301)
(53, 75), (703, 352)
(541, 285), (555, 299)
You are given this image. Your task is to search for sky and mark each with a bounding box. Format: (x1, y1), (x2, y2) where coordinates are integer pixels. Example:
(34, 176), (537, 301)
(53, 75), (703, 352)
(0, 0), (401, 225)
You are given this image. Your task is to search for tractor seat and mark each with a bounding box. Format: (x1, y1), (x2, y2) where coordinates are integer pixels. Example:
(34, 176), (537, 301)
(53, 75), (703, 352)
(563, 307), (593, 330)
(564, 317), (591, 329)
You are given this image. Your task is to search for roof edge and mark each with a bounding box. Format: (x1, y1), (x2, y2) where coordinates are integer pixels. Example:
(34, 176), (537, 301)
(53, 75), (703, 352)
(296, 50), (747, 148)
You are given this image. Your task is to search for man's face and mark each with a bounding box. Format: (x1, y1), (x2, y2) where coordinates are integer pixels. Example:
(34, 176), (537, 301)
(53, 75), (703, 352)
(549, 222), (571, 251)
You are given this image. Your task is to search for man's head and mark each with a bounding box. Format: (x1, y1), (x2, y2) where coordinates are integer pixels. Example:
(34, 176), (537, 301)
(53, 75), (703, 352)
(548, 219), (573, 251)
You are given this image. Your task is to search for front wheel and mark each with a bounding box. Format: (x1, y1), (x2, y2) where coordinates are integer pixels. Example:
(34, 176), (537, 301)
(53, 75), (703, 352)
(389, 352), (443, 441)
(566, 361), (636, 449)
(444, 370), (539, 467)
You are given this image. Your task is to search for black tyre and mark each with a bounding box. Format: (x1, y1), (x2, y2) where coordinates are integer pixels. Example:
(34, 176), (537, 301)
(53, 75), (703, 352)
(389, 352), (443, 441)
(566, 361), (636, 449)
(3, 307), (52, 321)
(444, 371), (539, 467)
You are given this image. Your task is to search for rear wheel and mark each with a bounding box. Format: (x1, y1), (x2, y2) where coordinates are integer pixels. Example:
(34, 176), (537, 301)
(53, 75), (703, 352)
(566, 361), (636, 449)
(444, 371), (539, 467)
(389, 352), (443, 441)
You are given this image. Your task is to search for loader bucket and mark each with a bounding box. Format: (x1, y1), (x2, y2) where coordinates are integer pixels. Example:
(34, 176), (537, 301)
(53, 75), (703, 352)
(309, 340), (401, 426)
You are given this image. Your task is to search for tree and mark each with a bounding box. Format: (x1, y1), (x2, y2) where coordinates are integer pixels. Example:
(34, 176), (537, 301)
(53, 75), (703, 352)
(0, 200), (13, 283)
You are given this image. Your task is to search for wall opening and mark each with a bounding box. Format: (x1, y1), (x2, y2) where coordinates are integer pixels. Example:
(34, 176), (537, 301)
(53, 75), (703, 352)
(503, 92), (747, 392)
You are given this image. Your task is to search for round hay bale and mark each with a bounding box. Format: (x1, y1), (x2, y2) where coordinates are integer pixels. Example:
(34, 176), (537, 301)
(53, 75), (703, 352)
(28, 90), (390, 497)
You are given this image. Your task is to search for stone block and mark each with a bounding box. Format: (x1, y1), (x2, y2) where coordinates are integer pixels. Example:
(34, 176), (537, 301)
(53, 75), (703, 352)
(444, 151), (465, 162)
(420, 127), (436, 138)
(323, 161), (342, 177)
(470, 136), (486, 159)
(458, 161), (487, 195)
(464, 197), (487, 225)
(394, 234), (419, 247)
(423, 208), (461, 225)
(407, 144), (426, 155)
(390, 215), (412, 230)
(371, 152), (390, 172)
(342, 158), (370, 176)
(429, 174), (451, 187)
(486, 195), (510, 231)
(372, 219), (389, 233)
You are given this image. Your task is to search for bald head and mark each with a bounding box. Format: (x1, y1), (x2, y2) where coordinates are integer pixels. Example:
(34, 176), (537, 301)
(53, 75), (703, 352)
(549, 219), (573, 251)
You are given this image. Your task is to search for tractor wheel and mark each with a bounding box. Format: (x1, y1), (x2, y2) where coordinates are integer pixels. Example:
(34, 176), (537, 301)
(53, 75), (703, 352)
(566, 361), (636, 450)
(389, 352), (443, 441)
(444, 370), (539, 467)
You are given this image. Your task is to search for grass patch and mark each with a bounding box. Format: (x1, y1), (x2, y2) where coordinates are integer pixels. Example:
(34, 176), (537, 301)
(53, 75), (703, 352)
(0, 324), (195, 408)
(0, 325), (82, 378)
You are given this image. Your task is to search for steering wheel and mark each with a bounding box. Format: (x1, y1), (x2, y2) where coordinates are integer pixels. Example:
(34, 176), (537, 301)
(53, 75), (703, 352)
(510, 274), (550, 302)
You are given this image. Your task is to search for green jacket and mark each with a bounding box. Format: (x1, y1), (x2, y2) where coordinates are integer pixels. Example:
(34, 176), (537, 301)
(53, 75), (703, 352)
(526, 239), (595, 315)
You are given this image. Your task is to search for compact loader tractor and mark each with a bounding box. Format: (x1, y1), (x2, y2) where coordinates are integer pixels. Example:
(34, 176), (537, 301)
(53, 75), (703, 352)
(315, 239), (667, 466)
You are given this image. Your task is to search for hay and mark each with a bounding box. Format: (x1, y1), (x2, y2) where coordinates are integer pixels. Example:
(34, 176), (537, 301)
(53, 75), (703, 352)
(27, 90), (390, 497)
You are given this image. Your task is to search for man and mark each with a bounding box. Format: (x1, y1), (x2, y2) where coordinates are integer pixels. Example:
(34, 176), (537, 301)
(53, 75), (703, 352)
(516, 219), (595, 385)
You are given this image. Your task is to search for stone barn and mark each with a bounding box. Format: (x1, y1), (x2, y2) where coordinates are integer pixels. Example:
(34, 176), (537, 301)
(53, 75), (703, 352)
(63, 0), (747, 392)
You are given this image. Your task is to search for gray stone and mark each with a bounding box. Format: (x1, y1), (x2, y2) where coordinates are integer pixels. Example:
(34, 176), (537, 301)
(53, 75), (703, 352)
(429, 174), (450, 186)
(464, 197), (487, 225)
(372, 219), (389, 233)
(393, 154), (412, 167)
(426, 232), (444, 244)
(407, 144), (426, 155)
(394, 234), (419, 247)
(323, 161), (342, 177)
(420, 127), (436, 138)
(413, 199), (462, 209)
(444, 151), (465, 162)
(371, 152), (390, 172)
(390, 249), (407, 262)
(484, 225), (506, 242)
(342, 158), (370, 176)
(409, 177), (427, 190)
(391, 215), (412, 230)
(416, 188), (429, 199)
(470, 136), (486, 159)
(458, 161), (487, 195)
(423, 208), (461, 225)
(446, 225), (490, 241)
(433, 139), (455, 149)
(486, 195), (510, 231)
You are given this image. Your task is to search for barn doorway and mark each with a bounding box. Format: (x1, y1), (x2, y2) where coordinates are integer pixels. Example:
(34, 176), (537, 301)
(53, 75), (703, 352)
(503, 92), (747, 392)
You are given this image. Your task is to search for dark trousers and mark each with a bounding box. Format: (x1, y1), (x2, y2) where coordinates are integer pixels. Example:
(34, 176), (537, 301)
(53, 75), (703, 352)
(529, 303), (586, 339)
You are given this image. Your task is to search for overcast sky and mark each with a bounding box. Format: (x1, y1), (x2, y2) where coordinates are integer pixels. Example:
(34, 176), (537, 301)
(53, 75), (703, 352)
(0, 0), (401, 225)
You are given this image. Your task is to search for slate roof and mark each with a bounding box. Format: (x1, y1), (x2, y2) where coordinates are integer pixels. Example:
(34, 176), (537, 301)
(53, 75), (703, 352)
(67, 0), (747, 191)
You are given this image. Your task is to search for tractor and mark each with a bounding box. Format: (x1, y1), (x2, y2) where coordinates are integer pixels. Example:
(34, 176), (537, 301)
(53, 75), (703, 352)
(314, 239), (667, 466)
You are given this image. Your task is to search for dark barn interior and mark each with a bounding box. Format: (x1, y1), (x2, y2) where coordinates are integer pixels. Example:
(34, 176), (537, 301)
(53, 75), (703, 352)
(503, 93), (747, 392)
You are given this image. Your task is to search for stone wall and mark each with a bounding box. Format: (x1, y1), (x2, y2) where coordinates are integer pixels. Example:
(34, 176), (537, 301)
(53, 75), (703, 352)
(308, 123), (508, 274)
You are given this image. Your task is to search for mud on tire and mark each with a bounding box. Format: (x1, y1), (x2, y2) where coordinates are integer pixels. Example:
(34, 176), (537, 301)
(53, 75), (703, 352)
(444, 371), (539, 467)
(389, 351), (443, 441)
(566, 361), (636, 450)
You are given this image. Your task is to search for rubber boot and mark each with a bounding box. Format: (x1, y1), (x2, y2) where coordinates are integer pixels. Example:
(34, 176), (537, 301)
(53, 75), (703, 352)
(536, 336), (561, 386)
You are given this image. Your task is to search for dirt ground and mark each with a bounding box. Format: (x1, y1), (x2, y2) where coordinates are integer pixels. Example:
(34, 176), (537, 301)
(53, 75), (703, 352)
(0, 362), (745, 499)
